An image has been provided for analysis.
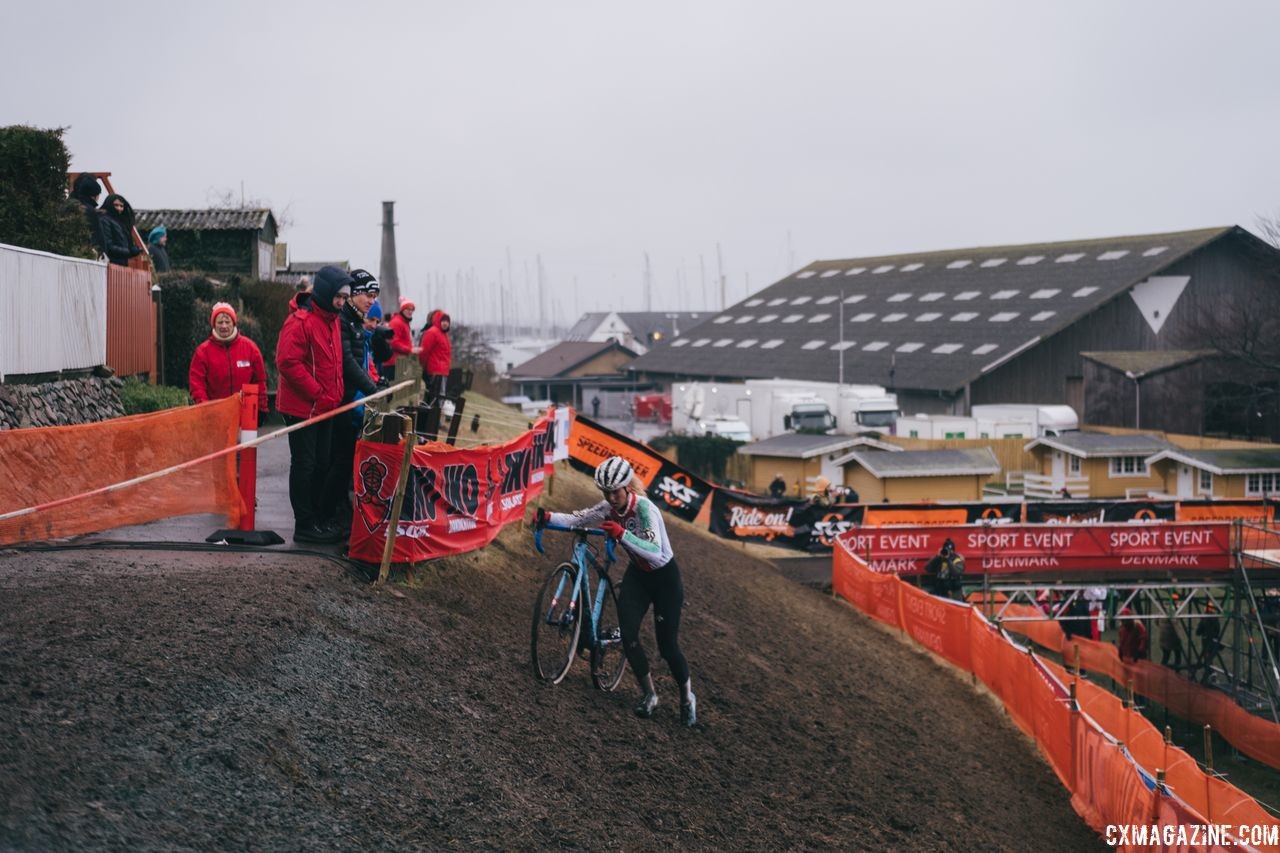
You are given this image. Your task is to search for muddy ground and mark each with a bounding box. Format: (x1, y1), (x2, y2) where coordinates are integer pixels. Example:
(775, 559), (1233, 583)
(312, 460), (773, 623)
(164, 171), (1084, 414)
(0, 469), (1101, 850)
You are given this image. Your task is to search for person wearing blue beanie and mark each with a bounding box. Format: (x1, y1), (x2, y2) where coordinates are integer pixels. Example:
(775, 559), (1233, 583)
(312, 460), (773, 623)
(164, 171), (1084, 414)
(147, 225), (171, 272)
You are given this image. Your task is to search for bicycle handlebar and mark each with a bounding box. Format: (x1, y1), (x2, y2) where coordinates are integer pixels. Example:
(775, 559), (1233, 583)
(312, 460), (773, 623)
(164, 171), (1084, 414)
(534, 523), (617, 562)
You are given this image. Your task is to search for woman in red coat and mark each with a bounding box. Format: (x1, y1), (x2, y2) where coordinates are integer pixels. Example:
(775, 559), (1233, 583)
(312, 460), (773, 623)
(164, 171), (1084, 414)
(381, 296), (417, 380)
(417, 309), (452, 399)
(188, 302), (268, 412)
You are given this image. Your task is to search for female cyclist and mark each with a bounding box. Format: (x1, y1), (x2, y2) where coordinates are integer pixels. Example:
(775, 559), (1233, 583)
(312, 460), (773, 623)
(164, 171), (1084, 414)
(536, 456), (696, 726)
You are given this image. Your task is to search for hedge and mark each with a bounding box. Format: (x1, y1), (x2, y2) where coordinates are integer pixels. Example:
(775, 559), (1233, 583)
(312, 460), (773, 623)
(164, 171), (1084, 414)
(119, 377), (190, 415)
(0, 126), (95, 258)
(154, 273), (294, 389)
(648, 434), (743, 482)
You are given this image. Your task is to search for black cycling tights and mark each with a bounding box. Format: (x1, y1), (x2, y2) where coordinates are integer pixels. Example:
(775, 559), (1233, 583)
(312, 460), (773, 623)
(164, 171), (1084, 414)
(618, 559), (689, 685)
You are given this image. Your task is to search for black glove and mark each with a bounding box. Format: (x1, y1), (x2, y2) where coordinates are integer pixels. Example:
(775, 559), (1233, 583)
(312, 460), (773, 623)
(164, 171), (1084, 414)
(535, 507), (549, 528)
(375, 376), (390, 390)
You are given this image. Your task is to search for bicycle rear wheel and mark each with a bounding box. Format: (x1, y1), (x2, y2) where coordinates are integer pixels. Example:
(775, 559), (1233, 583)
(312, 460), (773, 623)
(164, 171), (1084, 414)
(531, 563), (582, 684)
(590, 573), (627, 691)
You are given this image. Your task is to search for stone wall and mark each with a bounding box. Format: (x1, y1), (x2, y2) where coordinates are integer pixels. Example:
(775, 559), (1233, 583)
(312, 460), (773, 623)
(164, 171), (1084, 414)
(0, 377), (125, 430)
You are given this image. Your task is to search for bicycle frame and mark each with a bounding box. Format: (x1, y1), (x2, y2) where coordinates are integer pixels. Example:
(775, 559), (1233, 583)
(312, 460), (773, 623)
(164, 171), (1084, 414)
(535, 524), (617, 649)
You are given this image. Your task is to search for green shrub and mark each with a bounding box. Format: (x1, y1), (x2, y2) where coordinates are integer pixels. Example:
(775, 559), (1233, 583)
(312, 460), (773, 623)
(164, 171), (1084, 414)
(155, 272), (294, 390)
(648, 434), (743, 482)
(0, 126), (95, 258)
(120, 378), (190, 415)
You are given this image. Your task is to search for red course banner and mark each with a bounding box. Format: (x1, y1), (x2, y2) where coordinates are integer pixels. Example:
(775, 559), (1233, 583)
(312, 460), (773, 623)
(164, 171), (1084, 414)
(841, 522), (1233, 575)
(348, 416), (558, 563)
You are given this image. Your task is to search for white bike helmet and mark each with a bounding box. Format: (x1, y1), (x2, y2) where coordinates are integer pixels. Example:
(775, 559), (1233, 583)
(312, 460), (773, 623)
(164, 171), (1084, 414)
(594, 456), (634, 491)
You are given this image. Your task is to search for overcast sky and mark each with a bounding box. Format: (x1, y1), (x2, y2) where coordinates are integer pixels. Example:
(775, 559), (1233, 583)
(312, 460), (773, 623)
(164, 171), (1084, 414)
(5, 1), (1279, 331)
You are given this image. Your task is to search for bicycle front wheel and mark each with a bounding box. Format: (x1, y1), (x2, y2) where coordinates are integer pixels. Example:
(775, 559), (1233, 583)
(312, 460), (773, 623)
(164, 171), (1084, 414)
(591, 573), (627, 692)
(531, 563), (582, 684)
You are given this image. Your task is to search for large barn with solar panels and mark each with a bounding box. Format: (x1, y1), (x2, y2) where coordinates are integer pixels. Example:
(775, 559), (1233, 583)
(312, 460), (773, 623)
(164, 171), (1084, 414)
(628, 226), (1280, 419)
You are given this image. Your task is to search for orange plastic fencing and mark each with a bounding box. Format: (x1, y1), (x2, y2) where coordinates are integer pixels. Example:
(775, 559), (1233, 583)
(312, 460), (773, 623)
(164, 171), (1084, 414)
(832, 543), (1280, 850)
(999, 607), (1280, 771)
(0, 397), (242, 545)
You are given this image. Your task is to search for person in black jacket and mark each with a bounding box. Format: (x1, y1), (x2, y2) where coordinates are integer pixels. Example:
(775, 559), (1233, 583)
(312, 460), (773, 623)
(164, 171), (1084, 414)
(69, 173), (107, 254)
(148, 225), (171, 272)
(322, 268), (381, 534)
(99, 194), (143, 266)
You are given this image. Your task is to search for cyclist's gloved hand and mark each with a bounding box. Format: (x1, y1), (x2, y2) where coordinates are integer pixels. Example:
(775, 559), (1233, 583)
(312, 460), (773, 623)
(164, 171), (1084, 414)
(534, 507), (548, 528)
(601, 520), (624, 540)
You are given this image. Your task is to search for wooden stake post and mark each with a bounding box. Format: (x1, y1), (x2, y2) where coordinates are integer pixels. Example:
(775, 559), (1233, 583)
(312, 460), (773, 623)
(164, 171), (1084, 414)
(377, 414), (417, 586)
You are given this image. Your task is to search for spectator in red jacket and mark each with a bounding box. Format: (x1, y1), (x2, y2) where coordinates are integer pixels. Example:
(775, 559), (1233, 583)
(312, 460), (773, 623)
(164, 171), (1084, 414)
(188, 302), (267, 412)
(381, 297), (417, 380)
(275, 265), (351, 544)
(1117, 607), (1148, 663)
(418, 309), (453, 400)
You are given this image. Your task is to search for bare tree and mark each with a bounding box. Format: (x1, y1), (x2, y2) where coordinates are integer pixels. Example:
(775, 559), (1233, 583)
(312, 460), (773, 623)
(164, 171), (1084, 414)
(204, 186), (294, 231)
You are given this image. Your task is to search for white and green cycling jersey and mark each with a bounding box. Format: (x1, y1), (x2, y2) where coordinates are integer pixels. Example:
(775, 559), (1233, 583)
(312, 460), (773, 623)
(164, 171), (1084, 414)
(548, 492), (673, 571)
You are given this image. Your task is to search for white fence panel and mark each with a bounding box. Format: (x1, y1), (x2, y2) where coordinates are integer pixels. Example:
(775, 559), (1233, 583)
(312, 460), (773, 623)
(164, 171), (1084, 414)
(0, 243), (106, 380)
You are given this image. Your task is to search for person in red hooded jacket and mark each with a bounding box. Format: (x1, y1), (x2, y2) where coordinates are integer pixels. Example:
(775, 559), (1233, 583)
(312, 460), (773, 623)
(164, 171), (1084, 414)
(381, 296), (417, 380)
(275, 265), (351, 544)
(188, 302), (267, 412)
(418, 308), (453, 399)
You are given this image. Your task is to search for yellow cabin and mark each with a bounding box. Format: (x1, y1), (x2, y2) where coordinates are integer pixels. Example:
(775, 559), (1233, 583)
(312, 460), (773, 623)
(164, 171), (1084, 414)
(1022, 432), (1173, 499)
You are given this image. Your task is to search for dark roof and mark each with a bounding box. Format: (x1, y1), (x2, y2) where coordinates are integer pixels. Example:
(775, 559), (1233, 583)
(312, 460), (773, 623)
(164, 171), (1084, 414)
(1081, 350), (1214, 377)
(737, 432), (869, 459)
(629, 226), (1235, 391)
(1145, 447), (1280, 474)
(287, 261), (350, 274)
(135, 208), (276, 232)
(566, 312), (710, 343)
(1025, 432), (1174, 457)
(841, 448), (1000, 478)
(508, 340), (637, 379)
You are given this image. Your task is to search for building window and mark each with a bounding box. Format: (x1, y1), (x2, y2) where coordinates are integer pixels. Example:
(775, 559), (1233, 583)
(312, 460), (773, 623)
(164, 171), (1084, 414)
(909, 430), (919, 438)
(944, 431), (966, 439)
(1199, 470), (1213, 494)
(1246, 473), (1278, 496)
(1109, 456), (1145, 476)
(1069, 456), (1081, 475)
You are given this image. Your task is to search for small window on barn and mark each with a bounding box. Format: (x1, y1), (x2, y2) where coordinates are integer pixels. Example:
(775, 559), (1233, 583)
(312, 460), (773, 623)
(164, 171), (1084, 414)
(782, 314), (804, 323)
(820, 270), (840, 278)
(844, 293), (866, 303)
(831, 341), (856, 351)
(946, 260), (972, 269)
(919, 292), (945, 302)
(796, 271), (816, 279)
(888, 292), (912, 302)
(1142, 246), (1168, 257)
(991, 289), (1020, 300)
(713, 338), (734, 348)
(791, 296), (812, 305)
(671, 338), (690, 347)
(863, 341), (889, 351)
(896, 342), (924, 353)
(736, 339), (758, 348)
(809, 313), (832, 323)
(950, 312), (978, 322)
(735, 315), (754, 324)
(1055, 253), (1085, 263)
(883, 313), (906, 322)
(851, 312), (875, 322)
(1031, 289), (1060, 299)
(915, 312), (941, 322)
(932, 343), (963, 354)
(744, 298), (764, 307)
(873, 265), (896, 274)
(1031, 311), (1056, 321)
(900, 263), (924, 272)
(768, 297), (788, 306)
(1072, 286), (1099, 298)
(973, 343), (999, 355)
(1017, 256), (1044, 265)
(816, 295), (838, 304)
(990, 312), (1020, 322)
(845, 267), (866, 276)
(691, 338), (711, 347)
(761, 339), (785, 349)
(980, 258), (1007, 268)
(954, 291), (979, 301)
(1098, 250), (1129, 261)
(757, 314), (779, 323)
(714, 316), (733, 324)
(802, 340), (826, 350)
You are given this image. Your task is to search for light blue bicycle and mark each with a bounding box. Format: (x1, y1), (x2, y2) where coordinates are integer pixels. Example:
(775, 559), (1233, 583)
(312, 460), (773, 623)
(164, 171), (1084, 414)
(531, 523), (627, 690)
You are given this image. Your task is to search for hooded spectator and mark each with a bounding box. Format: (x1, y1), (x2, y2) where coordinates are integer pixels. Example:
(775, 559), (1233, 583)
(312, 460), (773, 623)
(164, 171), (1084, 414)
(148, 225), (171, 272)
(275, 264), (351, 544)
(382, 296), (416, 380)
(98, 193), (142, 266)
(418, 308), (453, 399)
(69, 174), (106, 254)
(188, 302), (267, 412)
(1117, 608), (1148, 663)
(323, 268), (381, 533)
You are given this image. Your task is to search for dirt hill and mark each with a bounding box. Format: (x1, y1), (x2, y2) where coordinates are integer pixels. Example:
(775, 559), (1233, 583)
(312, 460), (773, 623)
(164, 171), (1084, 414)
(0, 464), (1100, 850)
